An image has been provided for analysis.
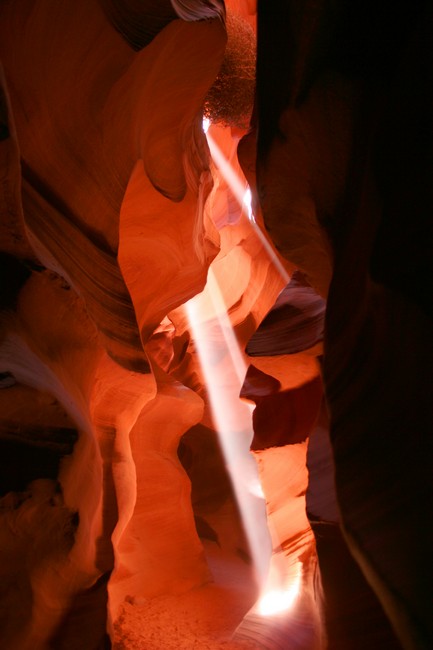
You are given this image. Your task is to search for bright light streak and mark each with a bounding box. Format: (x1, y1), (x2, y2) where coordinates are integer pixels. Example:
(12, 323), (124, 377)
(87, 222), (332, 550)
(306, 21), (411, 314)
(258, 588), (298, 616)
(206, 131), (290, 284)
(246, 475), (266, 499)
(257, 563), (302, 617)
(185, 280), (272, 586)
(243, 187), (254, 222)
(184, 123), (295, 590)
(207, 131), (247, 208)
(206, 269), (247, 385)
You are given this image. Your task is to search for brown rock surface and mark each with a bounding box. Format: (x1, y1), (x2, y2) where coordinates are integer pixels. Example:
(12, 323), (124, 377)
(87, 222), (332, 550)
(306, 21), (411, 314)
(0, 1), (430, 649)
(255, 1), (432, 648)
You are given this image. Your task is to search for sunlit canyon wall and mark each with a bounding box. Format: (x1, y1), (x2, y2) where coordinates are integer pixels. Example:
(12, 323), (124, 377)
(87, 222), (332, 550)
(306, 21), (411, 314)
(0, 1), (431, 649)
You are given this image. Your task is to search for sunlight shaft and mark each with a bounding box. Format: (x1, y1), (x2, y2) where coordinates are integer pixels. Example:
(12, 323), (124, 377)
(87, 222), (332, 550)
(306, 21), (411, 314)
(206, 130), (291, 284)
(185, 289), (271, 586)
(257, 560), (302, 617)
(184, 122), (300, 597)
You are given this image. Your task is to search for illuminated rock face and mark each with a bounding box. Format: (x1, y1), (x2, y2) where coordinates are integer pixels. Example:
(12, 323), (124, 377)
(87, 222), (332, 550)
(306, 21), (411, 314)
(0, 2), (431, 650)
(0, 2), (225, 647)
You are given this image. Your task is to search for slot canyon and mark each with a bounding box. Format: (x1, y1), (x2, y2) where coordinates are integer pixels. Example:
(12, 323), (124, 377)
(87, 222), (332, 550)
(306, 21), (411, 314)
(0, 1), (431, 648)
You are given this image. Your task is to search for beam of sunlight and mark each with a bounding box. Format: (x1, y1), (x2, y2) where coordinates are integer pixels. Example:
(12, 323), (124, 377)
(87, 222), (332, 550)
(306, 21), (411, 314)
(258, 587), (298, 617)
(185, 121), (301, 600)
(205, 269), (247, 386)
(243, 187), (253, 221)
(206, 130), (248, 209)
(257, 562), (302, 617)
(185, 286), (272, 587)
(205, 126), (291, 285)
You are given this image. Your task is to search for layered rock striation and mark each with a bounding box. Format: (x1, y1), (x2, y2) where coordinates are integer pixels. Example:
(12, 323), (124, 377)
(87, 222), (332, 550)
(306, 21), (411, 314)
(0, 1), (431, 649)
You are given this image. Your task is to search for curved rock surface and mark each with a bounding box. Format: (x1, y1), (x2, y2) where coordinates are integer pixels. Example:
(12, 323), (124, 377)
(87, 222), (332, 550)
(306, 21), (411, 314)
(0, 1), (430, 649)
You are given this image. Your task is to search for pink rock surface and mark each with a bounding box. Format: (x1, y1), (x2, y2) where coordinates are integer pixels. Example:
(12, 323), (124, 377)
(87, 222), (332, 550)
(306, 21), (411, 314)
(1, 1), (430, 649)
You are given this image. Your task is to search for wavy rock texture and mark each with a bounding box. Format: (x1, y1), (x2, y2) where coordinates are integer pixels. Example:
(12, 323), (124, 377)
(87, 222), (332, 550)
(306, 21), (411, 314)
(0, 1), (227, 647)
(1, 0), (430, 649)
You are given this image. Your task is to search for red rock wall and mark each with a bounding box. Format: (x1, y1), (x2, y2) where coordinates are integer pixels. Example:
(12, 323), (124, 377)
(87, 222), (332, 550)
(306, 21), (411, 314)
(1, 1), (431, 649)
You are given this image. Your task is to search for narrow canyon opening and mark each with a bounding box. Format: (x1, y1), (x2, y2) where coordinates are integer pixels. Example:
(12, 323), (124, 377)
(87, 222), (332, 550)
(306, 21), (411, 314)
(0, 1), (431, 650)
